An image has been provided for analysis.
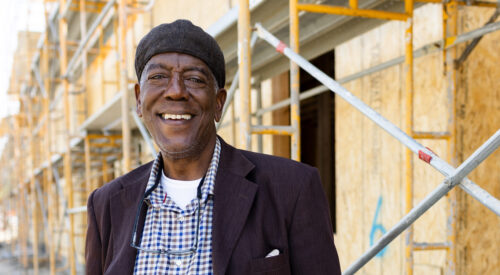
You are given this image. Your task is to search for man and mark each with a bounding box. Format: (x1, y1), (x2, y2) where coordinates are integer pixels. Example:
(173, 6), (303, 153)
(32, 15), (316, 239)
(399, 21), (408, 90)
(85, 19), (341, 275)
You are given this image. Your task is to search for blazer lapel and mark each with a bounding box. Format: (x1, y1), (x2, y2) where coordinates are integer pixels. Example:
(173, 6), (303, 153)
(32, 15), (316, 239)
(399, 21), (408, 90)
(213, 139), (257, 275)
(109, 162), (151, 271)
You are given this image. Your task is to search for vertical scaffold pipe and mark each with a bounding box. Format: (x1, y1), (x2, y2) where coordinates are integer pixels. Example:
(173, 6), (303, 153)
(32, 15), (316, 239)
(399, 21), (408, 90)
(28, 95), (39, 275)
(41, 15), (56, 273)
(444, 1), (458, 273)
(289, 0), (301, 161)
(238, 0), (252, 150)
(404, 0), (414, 274)
(58, 0), (76, 274)
(118, 0), (131, 173)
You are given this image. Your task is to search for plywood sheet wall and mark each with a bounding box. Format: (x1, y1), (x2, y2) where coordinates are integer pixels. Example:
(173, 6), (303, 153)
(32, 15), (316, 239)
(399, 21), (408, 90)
(456, 6), (500, 274)
(151, 0), (233, 30)
(335, 4), (450, 274)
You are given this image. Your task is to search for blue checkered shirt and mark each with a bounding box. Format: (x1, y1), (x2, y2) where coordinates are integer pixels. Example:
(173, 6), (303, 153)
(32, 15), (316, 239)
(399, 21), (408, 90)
(134, 138), (220, 274)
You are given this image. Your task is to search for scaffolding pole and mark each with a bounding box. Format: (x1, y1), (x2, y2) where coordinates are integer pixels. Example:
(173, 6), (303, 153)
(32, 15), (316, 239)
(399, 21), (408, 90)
(84, 136), (92, 197)
(444, 0), (459, 272)
(14, 114), (27, 267)
(41, 4), (56, 270)
(238, 0), (252, 150)
(58, 0), (76, 274)
(118, 0), (131, 174)
(27, 95), (39, 275)
(403, 0), (415, 273)
(289, 0), (301, 161)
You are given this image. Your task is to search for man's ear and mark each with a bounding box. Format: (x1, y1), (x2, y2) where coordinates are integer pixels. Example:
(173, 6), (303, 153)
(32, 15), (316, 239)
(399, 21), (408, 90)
(214, 88), (227, 122)
(135, 83), (143, 117)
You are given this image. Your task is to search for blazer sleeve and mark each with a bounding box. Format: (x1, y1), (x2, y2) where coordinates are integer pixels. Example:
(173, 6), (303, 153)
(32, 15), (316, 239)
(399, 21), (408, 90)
(288, 168), (341, 274)
(85, 190), (103, 275)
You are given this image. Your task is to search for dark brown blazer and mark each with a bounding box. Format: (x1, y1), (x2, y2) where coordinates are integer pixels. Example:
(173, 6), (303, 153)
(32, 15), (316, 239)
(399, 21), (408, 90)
(85, 138), (341, 274)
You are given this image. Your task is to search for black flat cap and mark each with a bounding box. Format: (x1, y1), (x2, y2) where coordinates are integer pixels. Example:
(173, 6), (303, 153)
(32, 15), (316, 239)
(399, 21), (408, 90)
(135, 19), (225, 88)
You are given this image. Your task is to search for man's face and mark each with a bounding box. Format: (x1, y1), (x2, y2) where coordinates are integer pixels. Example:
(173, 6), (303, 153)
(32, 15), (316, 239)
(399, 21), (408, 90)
(135, 52), (226, 160)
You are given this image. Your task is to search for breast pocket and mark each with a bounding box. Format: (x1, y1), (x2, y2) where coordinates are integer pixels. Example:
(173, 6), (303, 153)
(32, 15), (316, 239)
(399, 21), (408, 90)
(250, 252), (291, 275)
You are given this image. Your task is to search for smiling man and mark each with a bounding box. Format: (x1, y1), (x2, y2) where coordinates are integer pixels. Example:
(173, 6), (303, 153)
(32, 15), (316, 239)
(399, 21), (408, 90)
(85, 20), (341, 275)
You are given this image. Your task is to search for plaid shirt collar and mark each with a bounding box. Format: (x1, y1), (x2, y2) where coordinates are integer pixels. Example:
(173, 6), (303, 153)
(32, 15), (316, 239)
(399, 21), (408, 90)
(144, 138), (220, 210)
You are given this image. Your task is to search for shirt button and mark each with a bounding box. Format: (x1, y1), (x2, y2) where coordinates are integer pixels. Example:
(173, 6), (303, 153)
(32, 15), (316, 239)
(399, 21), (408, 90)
(175, 259), (182, 267)
(178, 216), (184, 222)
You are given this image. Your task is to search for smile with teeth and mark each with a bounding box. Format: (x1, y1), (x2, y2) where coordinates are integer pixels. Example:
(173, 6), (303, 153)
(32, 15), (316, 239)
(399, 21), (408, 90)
(161, 113), (192, 120)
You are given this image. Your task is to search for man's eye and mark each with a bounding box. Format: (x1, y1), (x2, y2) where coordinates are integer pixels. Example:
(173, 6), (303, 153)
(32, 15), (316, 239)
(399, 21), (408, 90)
(187, 77), (203, 83)
(150, 74), (166, 80)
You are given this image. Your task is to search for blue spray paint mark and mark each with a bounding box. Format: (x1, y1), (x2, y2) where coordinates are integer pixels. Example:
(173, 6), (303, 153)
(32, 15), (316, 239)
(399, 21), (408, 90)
(370, 196), (387, 258)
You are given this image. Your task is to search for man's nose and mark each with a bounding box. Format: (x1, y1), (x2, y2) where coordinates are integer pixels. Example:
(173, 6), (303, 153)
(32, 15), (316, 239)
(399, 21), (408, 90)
(164, 73), (188, 100)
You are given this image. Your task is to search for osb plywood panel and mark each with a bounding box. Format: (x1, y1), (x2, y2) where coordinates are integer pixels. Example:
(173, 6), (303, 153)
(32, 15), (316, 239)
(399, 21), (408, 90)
(413, 52), (449, 132)
(456, 6), (500, 275)
(335, 19), (406, 274)
(335, 4), (450, 274)
(413, 4), (448, 132)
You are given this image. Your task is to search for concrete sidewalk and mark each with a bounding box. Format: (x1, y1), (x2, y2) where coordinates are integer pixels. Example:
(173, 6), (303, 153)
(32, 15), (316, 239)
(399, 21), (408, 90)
(0, 244), (51, 275)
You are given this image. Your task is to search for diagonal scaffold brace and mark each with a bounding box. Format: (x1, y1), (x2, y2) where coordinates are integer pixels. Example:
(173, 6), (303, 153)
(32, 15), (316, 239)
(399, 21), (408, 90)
(254, 23), (500, 274)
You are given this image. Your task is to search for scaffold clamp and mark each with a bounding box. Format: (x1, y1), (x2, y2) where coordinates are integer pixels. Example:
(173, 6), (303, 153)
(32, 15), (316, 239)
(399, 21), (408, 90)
(276, 41), (287, 54)
(418, 148), (433, 163)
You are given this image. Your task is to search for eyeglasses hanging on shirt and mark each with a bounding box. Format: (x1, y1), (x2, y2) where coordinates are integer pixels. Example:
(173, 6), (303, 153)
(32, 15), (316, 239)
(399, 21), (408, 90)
(130, 166), (205, 256)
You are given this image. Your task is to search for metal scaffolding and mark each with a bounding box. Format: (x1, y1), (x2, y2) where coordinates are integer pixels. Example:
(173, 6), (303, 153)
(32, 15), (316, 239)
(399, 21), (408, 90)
(254, 22), (500, 274)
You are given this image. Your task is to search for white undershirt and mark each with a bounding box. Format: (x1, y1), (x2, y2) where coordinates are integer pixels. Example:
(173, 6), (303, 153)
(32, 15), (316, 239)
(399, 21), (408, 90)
(161, 172), (201, 210)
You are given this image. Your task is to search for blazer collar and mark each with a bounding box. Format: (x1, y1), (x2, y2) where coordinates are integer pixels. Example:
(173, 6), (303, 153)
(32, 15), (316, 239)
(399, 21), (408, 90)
(213, 137), (257, 275)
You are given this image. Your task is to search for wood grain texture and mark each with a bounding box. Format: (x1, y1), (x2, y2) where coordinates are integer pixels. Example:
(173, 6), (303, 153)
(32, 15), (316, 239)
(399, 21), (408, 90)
(456, 6), (500, 275)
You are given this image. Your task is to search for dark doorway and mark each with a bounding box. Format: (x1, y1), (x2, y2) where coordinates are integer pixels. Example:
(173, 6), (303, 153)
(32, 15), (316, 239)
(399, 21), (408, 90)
(299, 50), (336, 232)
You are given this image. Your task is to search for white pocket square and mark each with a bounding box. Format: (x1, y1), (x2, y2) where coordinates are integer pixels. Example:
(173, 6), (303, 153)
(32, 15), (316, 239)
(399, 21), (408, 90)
(265, 249), (280, 258)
